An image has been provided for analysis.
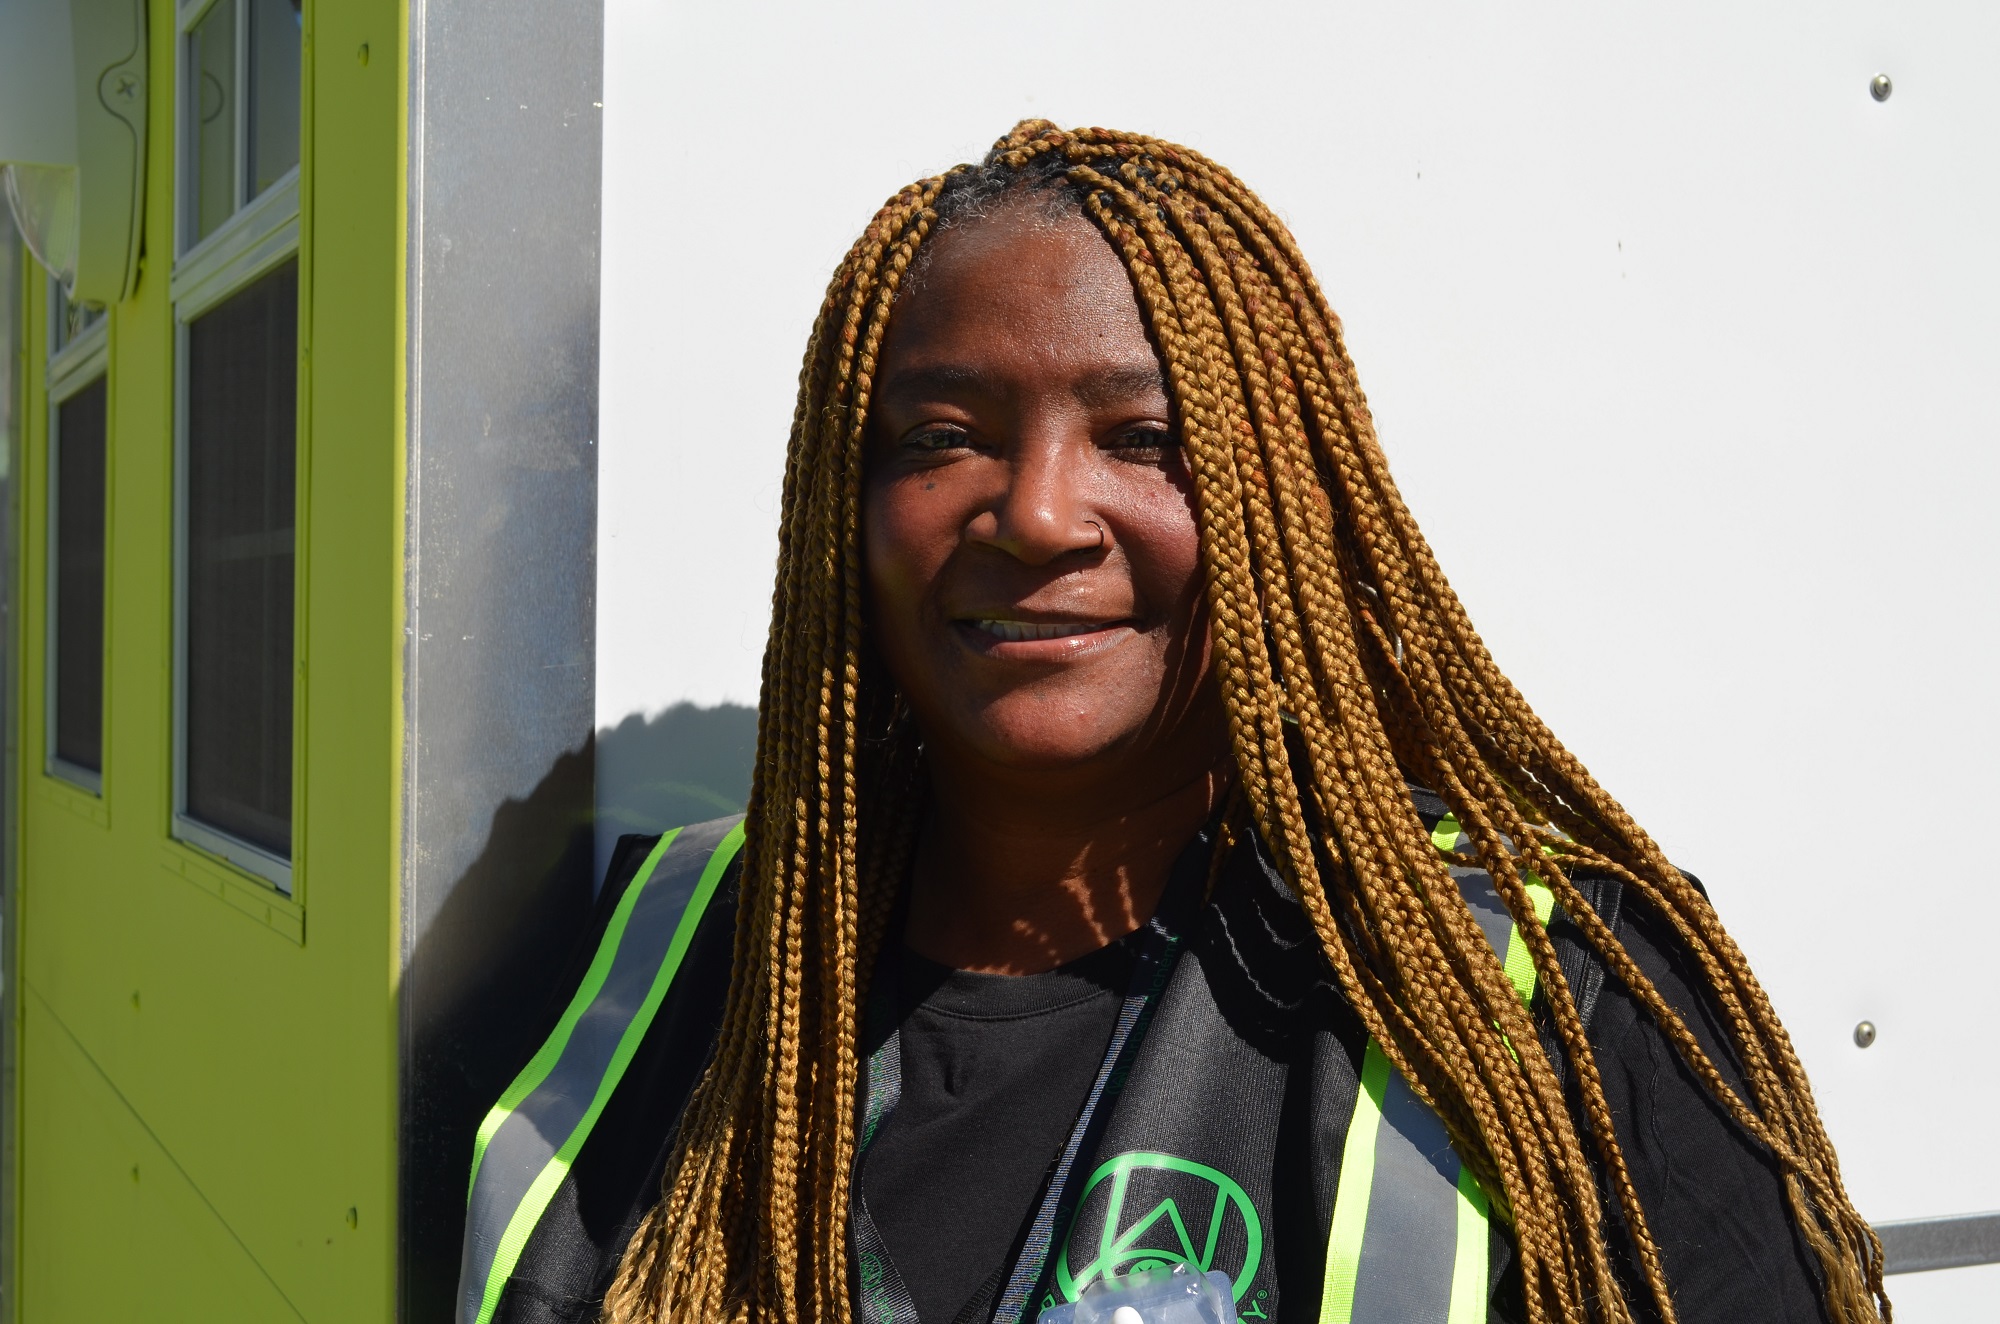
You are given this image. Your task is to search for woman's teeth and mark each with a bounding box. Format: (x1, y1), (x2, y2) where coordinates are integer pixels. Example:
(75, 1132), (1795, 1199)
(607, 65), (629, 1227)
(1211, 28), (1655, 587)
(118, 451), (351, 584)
(972, 620), (1104, 642)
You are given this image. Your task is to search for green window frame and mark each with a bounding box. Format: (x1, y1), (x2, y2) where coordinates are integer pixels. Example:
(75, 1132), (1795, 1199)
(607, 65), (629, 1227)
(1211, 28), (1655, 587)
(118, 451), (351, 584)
(170, 0), (303, 891)
(44, 279), (109, 793)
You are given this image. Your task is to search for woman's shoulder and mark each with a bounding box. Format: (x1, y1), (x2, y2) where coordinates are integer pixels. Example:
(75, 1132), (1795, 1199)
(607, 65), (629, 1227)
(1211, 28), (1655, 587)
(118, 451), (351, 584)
(532, 820), (746, 1065)
(1224, 803), (1831, 1323)
(1547, 873), (1836, 1324)
(486, 819), (745, 1323)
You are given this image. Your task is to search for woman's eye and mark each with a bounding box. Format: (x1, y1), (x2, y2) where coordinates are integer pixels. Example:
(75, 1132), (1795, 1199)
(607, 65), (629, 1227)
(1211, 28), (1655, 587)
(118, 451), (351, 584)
(1106, 425), (1174, 456)
(902, 425), (972, 453)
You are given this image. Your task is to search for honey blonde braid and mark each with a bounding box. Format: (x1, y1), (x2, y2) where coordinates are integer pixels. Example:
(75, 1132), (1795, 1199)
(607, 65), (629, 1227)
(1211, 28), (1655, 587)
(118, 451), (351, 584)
(604, 122), (1885, 1324)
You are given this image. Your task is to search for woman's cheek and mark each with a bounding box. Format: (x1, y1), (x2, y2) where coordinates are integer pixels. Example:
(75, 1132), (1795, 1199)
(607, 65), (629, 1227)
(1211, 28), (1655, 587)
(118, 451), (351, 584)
(1122, 480), (1206, 613)
(862, 487), (949, 669)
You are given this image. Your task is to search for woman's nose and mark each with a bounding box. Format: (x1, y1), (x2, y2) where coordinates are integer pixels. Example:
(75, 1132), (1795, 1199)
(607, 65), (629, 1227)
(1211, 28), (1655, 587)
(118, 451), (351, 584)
(966, 435), (1105, 565)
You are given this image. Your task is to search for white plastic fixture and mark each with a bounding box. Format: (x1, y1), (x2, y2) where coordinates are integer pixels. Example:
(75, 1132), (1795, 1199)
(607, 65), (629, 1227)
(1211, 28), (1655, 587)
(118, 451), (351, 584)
(0, 0), (149, 306)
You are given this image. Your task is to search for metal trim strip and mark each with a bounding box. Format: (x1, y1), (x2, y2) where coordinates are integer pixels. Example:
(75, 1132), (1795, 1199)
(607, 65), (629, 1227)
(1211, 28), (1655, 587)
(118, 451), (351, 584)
(1876, 1211), (2000, 1275)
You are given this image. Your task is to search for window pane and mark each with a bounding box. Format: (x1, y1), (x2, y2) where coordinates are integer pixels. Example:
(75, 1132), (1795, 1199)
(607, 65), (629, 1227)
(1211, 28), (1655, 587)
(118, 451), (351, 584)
(50, 280), (105, 355)
(185, 260), (295, 858)
(189, 0), (238, 243)
(52, 377), (107, 777)
(247, 0), (301, 199)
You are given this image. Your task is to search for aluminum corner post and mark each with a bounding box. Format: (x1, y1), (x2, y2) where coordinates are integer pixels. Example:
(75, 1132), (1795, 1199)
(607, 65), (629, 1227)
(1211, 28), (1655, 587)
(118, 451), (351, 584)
(0, 206), (23, 1324)
(401, 1), (603, 1317)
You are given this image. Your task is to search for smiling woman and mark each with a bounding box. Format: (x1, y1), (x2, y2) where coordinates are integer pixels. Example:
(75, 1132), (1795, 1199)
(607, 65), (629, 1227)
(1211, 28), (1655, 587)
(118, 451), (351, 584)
(863, 198), (1227, 976)
(461, 124), (1886, 1324)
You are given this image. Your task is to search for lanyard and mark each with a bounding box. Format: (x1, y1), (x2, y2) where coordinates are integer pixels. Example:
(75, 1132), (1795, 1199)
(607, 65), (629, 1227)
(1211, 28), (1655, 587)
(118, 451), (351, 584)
(851, 853), (1203, 1324)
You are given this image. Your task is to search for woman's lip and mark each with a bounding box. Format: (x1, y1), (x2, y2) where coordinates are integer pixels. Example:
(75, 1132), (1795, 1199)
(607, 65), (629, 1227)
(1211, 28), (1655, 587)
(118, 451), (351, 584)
(951, 618), (1135, 659)
(966, 618), (1124, 642)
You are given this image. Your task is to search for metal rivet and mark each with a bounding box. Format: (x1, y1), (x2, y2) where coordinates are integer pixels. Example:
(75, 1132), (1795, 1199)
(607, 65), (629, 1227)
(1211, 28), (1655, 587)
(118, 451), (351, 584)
(1853, 1020), (1877, 1048)
(1870, 74), (1893, 102)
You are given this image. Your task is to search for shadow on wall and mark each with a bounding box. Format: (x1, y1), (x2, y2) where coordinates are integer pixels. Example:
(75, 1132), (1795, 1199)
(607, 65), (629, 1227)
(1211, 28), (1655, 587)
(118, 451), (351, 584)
(402, 701), (757, 1319)
(593, 701), (758, 887)
(403, 743), (595, 1321)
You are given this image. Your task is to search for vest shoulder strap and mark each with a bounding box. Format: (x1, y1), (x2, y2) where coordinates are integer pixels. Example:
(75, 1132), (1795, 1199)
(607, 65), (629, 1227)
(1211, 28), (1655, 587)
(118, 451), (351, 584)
(456, 815), (747, 1324)
(1318, 813), (1554, 1324)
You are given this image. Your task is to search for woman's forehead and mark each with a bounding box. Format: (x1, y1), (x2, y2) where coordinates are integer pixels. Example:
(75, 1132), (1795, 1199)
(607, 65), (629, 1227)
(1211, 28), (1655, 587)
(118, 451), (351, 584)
(904, 195), (1121, 302)
(882, 202), (1157, 386)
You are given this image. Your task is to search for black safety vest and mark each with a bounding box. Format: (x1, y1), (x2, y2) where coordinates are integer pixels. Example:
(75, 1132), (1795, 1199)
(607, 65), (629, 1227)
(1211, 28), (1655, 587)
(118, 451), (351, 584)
(459, 813), (1568, 1324)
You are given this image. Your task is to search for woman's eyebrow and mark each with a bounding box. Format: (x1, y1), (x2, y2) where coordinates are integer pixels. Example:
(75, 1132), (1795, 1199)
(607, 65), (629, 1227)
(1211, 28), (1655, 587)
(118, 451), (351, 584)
(877, 362), (1167, 407)
(1070, 363), (1167, 408)
(878, 363), (997, 403)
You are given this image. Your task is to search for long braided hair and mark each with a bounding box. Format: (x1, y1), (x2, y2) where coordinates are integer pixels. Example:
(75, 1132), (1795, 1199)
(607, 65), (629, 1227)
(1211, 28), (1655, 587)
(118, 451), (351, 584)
(603, 122), (1885, 1324)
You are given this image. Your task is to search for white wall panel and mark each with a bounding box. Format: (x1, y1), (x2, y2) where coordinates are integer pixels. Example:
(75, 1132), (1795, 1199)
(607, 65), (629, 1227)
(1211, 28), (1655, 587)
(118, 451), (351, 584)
(599, 5), (1999, 1314)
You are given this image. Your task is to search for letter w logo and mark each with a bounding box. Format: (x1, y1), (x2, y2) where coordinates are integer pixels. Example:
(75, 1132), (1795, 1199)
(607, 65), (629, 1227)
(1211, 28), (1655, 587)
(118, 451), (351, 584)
(1055, 1152), (1264, 1307)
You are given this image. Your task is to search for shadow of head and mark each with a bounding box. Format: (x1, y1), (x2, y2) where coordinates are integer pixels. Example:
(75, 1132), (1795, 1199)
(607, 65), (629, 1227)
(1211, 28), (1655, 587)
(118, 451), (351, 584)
(593, 701), (757, 884)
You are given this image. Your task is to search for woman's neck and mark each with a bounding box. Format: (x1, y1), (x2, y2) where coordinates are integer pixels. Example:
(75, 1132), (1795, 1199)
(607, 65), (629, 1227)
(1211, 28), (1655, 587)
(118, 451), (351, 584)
(901, 754), (1233, 975)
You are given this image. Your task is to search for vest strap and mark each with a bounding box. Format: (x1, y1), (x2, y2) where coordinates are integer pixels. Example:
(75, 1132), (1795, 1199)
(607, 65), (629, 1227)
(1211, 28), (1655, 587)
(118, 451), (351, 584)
(457, 816), (747, 1324)
(1318, 814), (1555, 1324)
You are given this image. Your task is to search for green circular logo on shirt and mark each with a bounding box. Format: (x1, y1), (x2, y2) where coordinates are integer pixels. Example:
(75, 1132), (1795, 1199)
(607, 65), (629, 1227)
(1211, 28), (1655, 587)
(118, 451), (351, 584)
(1055, 1151), (1264, 1305)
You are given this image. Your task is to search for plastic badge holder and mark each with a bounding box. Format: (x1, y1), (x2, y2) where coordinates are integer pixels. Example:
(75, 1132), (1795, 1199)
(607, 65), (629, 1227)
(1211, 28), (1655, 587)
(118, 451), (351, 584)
(1035, 1264), (1237, 1324)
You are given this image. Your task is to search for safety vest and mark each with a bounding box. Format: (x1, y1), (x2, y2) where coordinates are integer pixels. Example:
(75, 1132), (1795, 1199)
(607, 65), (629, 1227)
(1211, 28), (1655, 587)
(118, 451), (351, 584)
(458, 813), (1551, 1324)
(458, 816), (748, 1324)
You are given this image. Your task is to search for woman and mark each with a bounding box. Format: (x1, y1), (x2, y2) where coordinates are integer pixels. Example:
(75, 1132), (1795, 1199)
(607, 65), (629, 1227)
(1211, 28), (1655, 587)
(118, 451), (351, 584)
(462, 122), (1885, 1324)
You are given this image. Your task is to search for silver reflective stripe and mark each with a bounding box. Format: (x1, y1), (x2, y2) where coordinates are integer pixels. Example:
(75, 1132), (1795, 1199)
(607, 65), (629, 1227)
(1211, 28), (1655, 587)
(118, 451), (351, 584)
(1349, 1069), (1467, 1322)
(1452, 867), (1517, 959)
(457, 815), (746, 1324)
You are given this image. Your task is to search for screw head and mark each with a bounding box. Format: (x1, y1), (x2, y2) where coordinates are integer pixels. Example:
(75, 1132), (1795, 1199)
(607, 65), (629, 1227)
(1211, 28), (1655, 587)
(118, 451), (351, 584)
(1853, 1020), (1877, 1048)
(1870, 74), (1893, 102)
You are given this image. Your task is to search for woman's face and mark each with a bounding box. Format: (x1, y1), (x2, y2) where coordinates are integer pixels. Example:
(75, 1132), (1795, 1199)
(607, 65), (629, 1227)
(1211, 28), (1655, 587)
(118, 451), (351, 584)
(863, 201), (1225, 783)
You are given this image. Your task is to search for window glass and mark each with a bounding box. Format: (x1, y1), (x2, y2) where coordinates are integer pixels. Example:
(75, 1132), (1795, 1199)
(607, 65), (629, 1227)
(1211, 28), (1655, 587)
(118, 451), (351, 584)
(52, 378), (108, 778)
(247, 0), (302, 199)
(50, 281), (105, 355)
(184, 260), (296, 857)
(190, 0), (237, 244)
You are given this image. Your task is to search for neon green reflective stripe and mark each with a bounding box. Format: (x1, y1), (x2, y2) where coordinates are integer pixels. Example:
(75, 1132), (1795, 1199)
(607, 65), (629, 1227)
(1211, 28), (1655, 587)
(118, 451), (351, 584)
(465, 826), (685, 1202)
(472, 820), (745, 1324)
(1319, 1040), (1392, 1324)
(1447, 1163), (1491, 1323)
(1500, 875), (1556, 1007)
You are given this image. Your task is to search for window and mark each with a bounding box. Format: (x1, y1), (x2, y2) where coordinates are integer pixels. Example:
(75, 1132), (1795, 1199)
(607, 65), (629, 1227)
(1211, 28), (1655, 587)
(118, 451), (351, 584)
(246, 0), (302, 203)
(46, 284), (109, 789)
(188, 0), (237, 244)
(50, 281), (106, 356)
(181, 261), (296, 861)
(180, 0), (302, 253)
(171, 0), (301, 888)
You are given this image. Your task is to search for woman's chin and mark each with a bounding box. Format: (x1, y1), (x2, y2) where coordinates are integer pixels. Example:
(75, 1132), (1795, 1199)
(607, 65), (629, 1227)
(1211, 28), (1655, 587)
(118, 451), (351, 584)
(956, 718), (1150, 775)
(925, 680), (1224, 782)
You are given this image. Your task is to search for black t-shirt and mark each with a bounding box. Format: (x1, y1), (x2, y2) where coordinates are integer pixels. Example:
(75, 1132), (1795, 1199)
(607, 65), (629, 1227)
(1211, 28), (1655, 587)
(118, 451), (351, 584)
(859, 940), (1137, 1324)
(489, 821), (1835, 1324)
